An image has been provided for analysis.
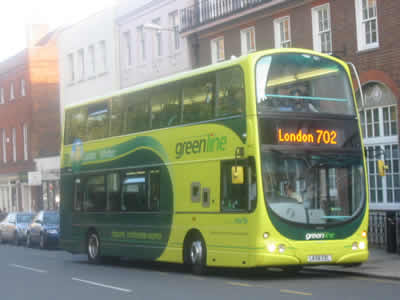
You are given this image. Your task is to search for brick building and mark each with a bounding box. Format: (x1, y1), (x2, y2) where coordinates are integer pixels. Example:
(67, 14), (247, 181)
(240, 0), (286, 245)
(0, 26), (60, 212)
(180, 0), (400, 215)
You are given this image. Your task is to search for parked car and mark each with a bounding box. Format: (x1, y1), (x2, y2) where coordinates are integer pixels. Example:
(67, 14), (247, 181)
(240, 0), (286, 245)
(26, 211), (60, 249)
(0, 212), (35, 245)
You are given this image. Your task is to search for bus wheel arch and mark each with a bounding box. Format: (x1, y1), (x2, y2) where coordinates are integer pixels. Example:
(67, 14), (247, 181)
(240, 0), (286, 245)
(183, 229), (207, 275)
(86, 228), (101, 264)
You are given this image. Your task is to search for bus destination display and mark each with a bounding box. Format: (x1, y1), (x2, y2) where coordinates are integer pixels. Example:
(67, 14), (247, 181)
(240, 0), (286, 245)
(277, 128), (338, 145)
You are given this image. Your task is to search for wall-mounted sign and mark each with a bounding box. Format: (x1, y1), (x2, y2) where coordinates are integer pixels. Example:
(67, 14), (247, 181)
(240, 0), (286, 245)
(28, 171), (42, 186)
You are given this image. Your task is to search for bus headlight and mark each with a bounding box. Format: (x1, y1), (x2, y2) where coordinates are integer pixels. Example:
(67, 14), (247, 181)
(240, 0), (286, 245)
(358, 241), (366, 250)
(267, 243), (276, 253)
(352, 242), (358, 250)
(278, 244), (286, 253)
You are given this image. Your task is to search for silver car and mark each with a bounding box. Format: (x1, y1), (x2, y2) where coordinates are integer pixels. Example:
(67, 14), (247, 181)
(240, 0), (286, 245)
(0, 212), (35, 245)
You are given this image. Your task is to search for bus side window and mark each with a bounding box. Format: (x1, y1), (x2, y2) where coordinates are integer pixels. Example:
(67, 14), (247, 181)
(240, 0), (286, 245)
(87, 101), (110, 141)
(150, 84), (180, 130)
(66, 107), (88, 144)
(107, 173), (121, 211)
(124, 92), (150, 134)
(85, 175), (107, 212)
(149, 169), (160, 211)
(221, 161), (248, 212)
(216, 67), (244, 117)
(74, 178), (83, 211)
(122, 172), (147, 212)
(182, 73), (215, 124)
(110, 97), (124, 137)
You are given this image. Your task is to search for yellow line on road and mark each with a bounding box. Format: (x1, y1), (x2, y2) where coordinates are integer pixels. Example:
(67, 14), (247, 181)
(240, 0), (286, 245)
(280, 289), (312, 296)
(226, 281), (253, 287)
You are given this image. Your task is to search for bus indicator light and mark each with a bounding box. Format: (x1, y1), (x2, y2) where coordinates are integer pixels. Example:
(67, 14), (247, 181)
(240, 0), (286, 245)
(361, 231), (367, 238)
(278, 128), (338, 145)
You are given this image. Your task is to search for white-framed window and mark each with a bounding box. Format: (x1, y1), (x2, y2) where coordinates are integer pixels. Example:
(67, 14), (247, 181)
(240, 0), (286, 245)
(20, 79), (26, 97)
(152, 18), (162, 57)
(123, 31), (132, 67)
(355, 0), (379, 51)
(211, 36), (225, 64)
(274, 16), (291, 48)
(67, 53), (75, 83)
(312, 3), (332, 53)
(240, 26), (256, 55)
(77, 49), (85, 81)
(137, 26), (146, 61)
(1, 128), (6, 163)
(0, 87), (4, 104)
(23, 124), (28, 161)
(359, 83), (399, 208)
(88, 45), (95, 76)
(10, 82), (15, 100)
(99, 40), (107, 74)
(169, 10), (180, 51)
(12, 127), (16, 162)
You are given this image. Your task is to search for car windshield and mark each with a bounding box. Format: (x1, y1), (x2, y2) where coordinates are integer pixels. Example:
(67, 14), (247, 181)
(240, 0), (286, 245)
(17, 214), (34, 224)
(256, 53), (355, 115)
(44, 213), (59, 225)
(261, 150), (365, 225)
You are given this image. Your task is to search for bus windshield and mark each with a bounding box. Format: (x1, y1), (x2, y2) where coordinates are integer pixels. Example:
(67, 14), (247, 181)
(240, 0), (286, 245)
(256, 53), (355, 115)
(261, 150), (365, 225)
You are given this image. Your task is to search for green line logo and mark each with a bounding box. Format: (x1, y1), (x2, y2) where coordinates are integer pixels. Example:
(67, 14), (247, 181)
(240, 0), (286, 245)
(175, 133), (228, 159)
(305, 232), (336, 240)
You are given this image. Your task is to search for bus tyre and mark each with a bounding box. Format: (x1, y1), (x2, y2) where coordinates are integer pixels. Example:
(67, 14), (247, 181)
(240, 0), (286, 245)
(188, 235), (207, 275)
(87, 231), (101, 264)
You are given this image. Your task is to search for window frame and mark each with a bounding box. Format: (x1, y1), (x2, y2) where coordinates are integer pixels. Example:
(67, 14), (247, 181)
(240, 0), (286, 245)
(312, 3), (332, 54)
(67, 53), (75, 83)
(1, 128), (6, 163)
(123, 31), (132, 67)
(77, 48), (85, 81)
(240, 26), (256, 55)
(355, 0), (379, 51)
(273, 16), (291, 48)
(169, 10), (180, 52)
(23, 124), (28, 161)
(0, 87), (4, 104)
(12, 127), (16, 162)
(10, 82), (15, 100)
(210, 36), (225, 64)
(20, 79), (26, 97)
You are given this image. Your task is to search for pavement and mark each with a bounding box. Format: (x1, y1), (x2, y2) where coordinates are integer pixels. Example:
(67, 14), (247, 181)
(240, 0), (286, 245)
(310, 247), (400, 280)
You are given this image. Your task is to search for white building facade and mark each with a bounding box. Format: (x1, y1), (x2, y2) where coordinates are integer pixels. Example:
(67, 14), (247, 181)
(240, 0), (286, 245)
(58, 7), (119, 112)
(117, 0), (194, 88)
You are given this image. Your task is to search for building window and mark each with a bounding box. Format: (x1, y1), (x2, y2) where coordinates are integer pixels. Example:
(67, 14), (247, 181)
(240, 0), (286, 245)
(169, 11), (180, 51)
(20, 79), (26, 97)
(355, 0), (379, 51)
(312, 3), (332, 53)
(0, 88), (4, 104)
(88, 45), (95, 76)
(77, 49), (85, 81)
(67, 53), (75, 83)
(23, 124), (28, 161)
(211, 36), (225, 64)
(10, 82), (15, 100)
(358, 83), (399, 208)
(240, 26), (256, 55)
(1, 129), (6, 163)
(123, 31), (132, 67)
(99, 40), (107, 74)
(137, 26), (146, 61)
(274, 16), (291, 48)
(12, 128), (16, 162)
(153, 18), (162, 57)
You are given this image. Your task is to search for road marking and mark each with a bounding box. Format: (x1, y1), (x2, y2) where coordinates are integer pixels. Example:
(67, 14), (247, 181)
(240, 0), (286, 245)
(72, 277), (132, 293)
(280, 289), (312, 296)
(349, 276), (400, 285)
(9, 264), (48, 273)
(184, 275), (206, 280)
(226, 281), (253, 287)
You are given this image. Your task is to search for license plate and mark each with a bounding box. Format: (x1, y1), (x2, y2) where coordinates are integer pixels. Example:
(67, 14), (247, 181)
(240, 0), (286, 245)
(307, 255), (332, 263)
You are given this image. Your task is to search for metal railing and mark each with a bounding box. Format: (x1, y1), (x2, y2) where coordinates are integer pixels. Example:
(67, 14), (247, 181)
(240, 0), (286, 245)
(180, 0), (272, 32)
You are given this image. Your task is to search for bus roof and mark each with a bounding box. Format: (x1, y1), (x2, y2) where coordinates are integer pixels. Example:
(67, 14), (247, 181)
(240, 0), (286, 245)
(64, 48), (344, 110)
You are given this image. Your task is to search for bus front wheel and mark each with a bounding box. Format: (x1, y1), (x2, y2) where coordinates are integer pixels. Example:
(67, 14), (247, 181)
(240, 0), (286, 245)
(186, 234), (207, 275)
(87, 231), (102, 264)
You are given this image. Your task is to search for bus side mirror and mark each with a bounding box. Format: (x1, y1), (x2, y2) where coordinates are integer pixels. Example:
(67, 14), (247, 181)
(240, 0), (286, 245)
(378, 160), (388, 176)
(232, 166), (244, 184)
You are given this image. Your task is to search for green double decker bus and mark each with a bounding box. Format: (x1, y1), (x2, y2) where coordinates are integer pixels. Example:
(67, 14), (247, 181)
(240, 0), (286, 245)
(60, 48), (368, 274)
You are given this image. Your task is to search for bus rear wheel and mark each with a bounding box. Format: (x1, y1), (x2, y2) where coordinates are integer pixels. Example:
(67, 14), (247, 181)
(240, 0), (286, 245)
(87, 231), (102, 264)
(186, 234), (207, 275)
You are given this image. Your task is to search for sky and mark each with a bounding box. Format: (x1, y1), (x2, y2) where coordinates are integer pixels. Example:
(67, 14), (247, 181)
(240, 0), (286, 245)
(0, 0), (117, 62)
